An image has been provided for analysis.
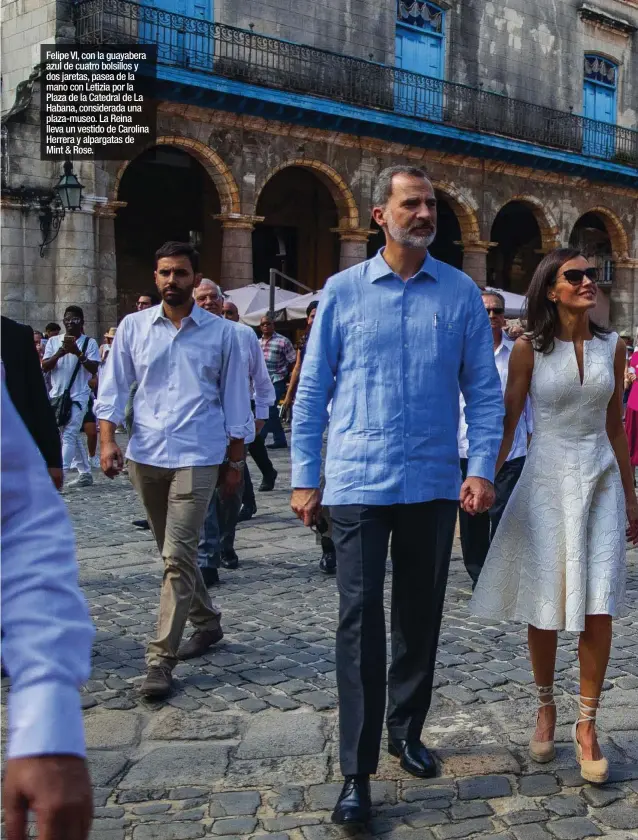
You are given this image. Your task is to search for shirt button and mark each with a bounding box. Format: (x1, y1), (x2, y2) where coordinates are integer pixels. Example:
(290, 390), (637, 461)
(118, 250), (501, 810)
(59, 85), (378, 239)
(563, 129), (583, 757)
(404, 343), (408, 348)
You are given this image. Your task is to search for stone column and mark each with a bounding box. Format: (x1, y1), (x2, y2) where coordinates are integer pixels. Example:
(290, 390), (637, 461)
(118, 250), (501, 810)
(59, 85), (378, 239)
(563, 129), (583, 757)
(613, 258), (638, 337)
(462, 241), (493, 288)
(215, 214), (264, 290)
(332, 228), (373, 271)
(94, 200), (127, 337)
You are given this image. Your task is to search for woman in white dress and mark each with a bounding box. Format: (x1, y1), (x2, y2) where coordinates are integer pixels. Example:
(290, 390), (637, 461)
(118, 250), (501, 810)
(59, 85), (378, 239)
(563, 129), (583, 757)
(471, 248), (638, 784)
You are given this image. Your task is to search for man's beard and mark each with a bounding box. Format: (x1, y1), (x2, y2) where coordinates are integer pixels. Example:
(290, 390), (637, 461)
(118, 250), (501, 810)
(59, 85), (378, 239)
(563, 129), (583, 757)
(386, 212), (436, 250)
(162, 286), (191, 305)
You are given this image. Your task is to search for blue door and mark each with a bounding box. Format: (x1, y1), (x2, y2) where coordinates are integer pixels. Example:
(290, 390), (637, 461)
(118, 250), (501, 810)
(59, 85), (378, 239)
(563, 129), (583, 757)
(140, 0), (212, 70)
(395, 1), (444, 120)
(582, 56), (617, 159)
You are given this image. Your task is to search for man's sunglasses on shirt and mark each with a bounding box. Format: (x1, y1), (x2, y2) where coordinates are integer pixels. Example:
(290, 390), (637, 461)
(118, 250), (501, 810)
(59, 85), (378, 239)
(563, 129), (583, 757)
(560, 268), (598, 286)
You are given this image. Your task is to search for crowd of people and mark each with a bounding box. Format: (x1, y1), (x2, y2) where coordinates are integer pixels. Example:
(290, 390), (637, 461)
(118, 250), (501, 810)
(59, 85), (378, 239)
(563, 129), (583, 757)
(2, 164), (637, 837)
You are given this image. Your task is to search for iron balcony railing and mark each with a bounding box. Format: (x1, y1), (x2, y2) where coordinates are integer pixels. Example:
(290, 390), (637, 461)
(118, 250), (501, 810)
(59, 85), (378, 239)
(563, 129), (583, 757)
(73, 0), (638, 167)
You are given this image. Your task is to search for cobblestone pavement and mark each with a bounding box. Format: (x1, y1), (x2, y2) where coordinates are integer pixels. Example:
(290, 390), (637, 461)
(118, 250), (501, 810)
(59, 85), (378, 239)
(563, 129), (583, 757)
(5, 443), (638, 840)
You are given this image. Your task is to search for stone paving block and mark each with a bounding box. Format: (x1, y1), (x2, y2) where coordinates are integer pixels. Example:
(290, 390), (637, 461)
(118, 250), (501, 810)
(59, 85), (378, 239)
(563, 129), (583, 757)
(210, 816), (258, 835)
(209, 790), (261, 817)
(268, 785), (305, 812)
(518, 776), (560, 797)
(434, 817), (494, 838)
(580, 786), (625, 807)
(132, 827), (205, 840)
(457, 775), (512, 800)
(236, 710), (325, 758)
(437, 750), (520, 778)
(87, 750), (129, 786)
(592, 803), (638, 829)
(120, 745), (229, 788)
(511, 827), (552, 840)
(294, 690), (337, 710)
(541, 796), (587, 817)
(404, 810), (450, 827)
(436, 686), (477, 705)
(546, 818), (602, 839)
(226, 754), (329, 787)
(503, 811), (549, 826)
(144, 710), (240, 741)
(262, 816), (322, 831)
(450, 801), (493, 819)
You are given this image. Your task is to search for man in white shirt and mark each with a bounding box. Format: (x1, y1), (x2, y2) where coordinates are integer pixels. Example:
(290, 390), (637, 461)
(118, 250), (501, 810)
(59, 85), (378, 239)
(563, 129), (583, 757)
(95, 242), (252, 699)
(193, 287), (275, 583)
(2, 380), (94, 840)
(457, 290), (533, 587)
(41, 306), (101, 487)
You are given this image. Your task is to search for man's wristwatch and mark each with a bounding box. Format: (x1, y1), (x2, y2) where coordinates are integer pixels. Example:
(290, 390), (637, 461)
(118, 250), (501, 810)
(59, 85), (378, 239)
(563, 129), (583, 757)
(227, 460), (246, 471)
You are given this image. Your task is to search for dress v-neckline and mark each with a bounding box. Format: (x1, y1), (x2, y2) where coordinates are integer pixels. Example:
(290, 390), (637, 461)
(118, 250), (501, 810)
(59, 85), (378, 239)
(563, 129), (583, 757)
(556, 336), (594, 387)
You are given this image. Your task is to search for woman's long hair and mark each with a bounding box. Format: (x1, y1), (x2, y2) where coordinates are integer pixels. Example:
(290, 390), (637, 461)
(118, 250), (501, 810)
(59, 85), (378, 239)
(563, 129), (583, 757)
(525, 247), (610, 354)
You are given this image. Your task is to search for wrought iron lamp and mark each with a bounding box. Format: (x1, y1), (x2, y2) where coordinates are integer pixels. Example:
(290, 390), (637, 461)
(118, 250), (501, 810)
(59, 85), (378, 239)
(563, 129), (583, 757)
(38, 159), (84, 256)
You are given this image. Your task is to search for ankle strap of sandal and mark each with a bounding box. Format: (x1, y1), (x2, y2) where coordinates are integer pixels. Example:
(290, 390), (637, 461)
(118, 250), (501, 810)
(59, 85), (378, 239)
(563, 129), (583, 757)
(576, 695), (601, 725)
(535, 684), (555, 707)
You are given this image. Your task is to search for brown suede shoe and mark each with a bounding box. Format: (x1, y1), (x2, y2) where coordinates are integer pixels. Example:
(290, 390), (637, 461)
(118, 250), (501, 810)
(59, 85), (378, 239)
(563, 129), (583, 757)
(140, 666), (173, 698)
(177, 626), (223, 661)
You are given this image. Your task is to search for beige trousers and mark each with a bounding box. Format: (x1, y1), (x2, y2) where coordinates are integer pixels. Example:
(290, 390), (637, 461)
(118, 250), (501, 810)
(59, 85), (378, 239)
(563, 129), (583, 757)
(128, 461), (222, 669)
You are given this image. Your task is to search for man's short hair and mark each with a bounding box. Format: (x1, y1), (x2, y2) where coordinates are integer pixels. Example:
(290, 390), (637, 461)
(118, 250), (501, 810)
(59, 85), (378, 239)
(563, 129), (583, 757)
(306, 300), (319, 317)
(154, 241), (199, 273)
(195, 278), (222, 297)
(139, 292), (160, 305)
(372, 165), (430, 208)
(45, 322), (60, 333)
(64, 305), (84, 320)
(482, 290), (506, 309)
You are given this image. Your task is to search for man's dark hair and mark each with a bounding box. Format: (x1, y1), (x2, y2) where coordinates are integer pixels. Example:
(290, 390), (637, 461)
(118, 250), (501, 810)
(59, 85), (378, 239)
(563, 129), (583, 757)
(372, 165), (430, 208)
(45, 322), (61, 333)
(482, 290), (506, 309)
(64, 305), (84, 320)
(139, 291), (160, 305)
(306, 300), (319, 317)
(154, 241), (199, 273)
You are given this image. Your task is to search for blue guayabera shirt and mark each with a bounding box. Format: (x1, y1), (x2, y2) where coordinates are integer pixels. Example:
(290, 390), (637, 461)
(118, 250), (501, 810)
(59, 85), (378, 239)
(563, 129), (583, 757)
(291, 250), (504, 506)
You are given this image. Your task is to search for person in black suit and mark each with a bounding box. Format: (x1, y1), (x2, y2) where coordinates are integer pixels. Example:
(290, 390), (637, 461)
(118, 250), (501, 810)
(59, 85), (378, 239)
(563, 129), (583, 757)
(1, 316), (63, 489)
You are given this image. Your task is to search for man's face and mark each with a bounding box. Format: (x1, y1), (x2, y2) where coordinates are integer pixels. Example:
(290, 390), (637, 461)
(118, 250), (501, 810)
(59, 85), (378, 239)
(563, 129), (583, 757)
(136, 296), (153, 311)
(260, 318), (274, 338)
(373, 174), (437, 250)
(222, 302), (239, 322)
(484, 295), (506, 334)
(63, 312), (83, 337)
(34, 332), (43, 347)
(154, 256), (200, 307)
(194, 284), (223, 315)
(46, 327), (60, 338)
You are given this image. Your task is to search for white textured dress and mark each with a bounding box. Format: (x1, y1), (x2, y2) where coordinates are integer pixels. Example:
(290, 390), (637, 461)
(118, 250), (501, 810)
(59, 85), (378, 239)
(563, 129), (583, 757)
(471, 333), (626, 632)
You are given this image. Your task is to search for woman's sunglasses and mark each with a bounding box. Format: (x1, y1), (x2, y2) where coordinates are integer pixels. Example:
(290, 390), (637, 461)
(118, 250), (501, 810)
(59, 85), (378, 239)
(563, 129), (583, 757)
(559, 268), (598, 286)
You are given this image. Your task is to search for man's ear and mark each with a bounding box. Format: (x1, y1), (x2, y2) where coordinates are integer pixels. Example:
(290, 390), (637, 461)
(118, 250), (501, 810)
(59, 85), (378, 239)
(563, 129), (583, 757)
(194, 273), (203, 288)
(371, 206), (386, 228)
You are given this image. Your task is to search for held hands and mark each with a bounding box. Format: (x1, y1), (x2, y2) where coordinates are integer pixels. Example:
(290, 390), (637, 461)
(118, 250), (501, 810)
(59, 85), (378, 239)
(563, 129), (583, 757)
(291, 488), (322, 527)
(626, 495), (638, 544)
(460, 476), (495, 515)
(3, 754), (93, 840)
(62, 335), (81, 356)
(100, 440), (124, 478)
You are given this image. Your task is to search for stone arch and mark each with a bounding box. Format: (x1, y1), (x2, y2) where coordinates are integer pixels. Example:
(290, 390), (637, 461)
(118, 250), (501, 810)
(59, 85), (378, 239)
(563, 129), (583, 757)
(579, 206), (630, 259)
(111, 135), (240, 215)
(255, 159), (359, 229)
(430, 181), (481, 244)
(501, 194), (561, 252)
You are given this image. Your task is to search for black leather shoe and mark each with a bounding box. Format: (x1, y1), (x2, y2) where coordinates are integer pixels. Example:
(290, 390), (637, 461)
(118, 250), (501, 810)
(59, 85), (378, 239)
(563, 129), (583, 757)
(259, 469), (278, 492)
(132, 519), (150, 530)
(331, 775), (371, 825)
(388, 738), (437, 778)
(237, 503), (257, 522)
(201, 567), (220, 587)
(319, 551), (336, 574)
(221, 550), (239, 570)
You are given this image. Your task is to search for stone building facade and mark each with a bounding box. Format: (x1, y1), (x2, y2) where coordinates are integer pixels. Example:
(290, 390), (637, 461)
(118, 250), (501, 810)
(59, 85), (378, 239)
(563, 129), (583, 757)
(1, 0), (637, 340)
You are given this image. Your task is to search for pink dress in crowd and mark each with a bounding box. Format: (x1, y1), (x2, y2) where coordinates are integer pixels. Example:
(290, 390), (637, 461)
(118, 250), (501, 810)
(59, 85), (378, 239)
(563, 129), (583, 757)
(624, 351), (638, 466)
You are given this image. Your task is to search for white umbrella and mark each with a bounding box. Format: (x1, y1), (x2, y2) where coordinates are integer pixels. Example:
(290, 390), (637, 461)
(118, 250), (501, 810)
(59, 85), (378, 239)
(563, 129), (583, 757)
(240, 289), (321, 326)
(224, 282), (299, 323)
(485, 287), (526, 319)
(282, 291), (322, 321)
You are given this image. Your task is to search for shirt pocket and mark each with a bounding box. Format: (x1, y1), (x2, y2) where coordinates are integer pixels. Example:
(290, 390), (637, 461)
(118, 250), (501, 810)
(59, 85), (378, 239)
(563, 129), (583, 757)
(432, 314), (463, 369)
(349, 321), (383, 431)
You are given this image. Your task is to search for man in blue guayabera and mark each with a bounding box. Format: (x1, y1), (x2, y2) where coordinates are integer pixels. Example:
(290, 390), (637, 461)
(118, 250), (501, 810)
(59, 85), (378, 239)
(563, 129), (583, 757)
(291, 165), (504, 826)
